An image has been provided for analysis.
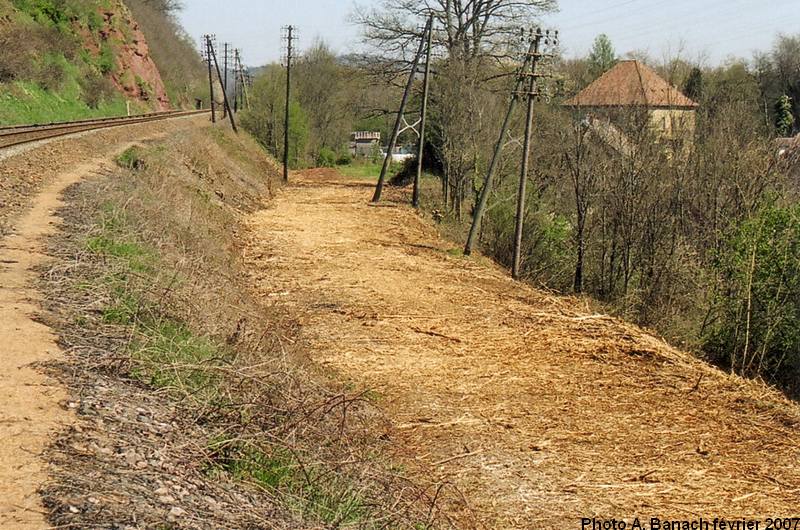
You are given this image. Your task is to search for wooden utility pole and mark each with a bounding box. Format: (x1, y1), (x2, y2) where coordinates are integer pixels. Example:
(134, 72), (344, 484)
(208, 38), (238, 133)
(512, 31), (542, 280)
(204, 34), (216, 123)
(372, 16), (433, 203)
(223, 42), (229, 118)
(233, 49), (240, 113)
(463, 28), (557, 279)
(413, 14), (434, 209)
(283, 25), (296, 183)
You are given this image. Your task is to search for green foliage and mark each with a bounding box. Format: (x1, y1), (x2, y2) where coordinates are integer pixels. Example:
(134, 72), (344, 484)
(335, 151), (352, 166)
(316, 146), (337, 167)
(485, 193), (573, 289)
(588, 34), (617, 78)
(287, 100), (309, 168)
(115, 146), (146, 170)
(0, 0), (163, 123)
(706, 205), (800, 390)
(12, 0), (68, 26)
(775, 94), (795, 136)
(241, 68), (310, 169)
(683, 67), (704, 101)
(97, 42), (116, 75)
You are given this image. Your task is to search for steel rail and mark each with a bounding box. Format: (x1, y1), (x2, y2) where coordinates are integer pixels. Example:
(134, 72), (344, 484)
(0, 110), (211, 150)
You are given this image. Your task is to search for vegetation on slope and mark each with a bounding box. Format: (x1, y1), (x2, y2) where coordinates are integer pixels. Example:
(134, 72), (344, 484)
(0, 0), (202, 124)
(124, 0), (206, 107)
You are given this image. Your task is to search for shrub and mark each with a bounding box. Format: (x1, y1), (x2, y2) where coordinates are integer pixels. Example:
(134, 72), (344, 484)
(316, 147), (336, 168)
(97, 43), (116, 75)
(388, 156), (417, 187)
(80, 70), (115, 108)
(705, 205), (800, 392)
(336, 151), (352, 166)
(115, 147), (146, 171)
(35, 55), (67, 91)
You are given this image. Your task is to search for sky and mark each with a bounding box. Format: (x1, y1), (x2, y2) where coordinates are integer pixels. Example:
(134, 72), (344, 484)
(177, 0), (800, 67)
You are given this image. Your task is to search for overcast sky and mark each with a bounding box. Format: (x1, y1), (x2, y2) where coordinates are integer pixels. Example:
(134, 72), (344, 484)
(177, 0), (800, 67)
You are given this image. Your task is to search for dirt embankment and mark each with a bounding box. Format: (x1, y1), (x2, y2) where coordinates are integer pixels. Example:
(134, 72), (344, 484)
(0, 115), (207, 528)
(243, 168), (800, 528)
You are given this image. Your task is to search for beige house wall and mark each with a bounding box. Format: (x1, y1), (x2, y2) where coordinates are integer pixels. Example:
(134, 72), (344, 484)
(649, 108), (696, 140)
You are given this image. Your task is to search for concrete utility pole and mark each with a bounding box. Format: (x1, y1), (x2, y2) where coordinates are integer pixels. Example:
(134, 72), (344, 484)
(413, 14), (434, 209)
(283, 25), (296, 183)
(464, 37), (538, 256)
(208, 38), (238, 133)
(372, 16), (433, 203)
(204, 34), (216, 123)
(512, 31), (543, 280)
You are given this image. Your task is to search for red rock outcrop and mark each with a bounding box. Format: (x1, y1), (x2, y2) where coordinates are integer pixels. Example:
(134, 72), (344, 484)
(83, 1), (171, 110)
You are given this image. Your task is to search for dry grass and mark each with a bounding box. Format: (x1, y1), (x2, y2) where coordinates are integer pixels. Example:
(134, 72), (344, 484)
(243, 168), (800, 528)
(38, 130), (445, 528)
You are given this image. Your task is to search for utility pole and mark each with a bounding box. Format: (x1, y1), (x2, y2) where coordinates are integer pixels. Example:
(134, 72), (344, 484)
(204, 34), (216, 123)
(208, 38), (238, 133)
(223, 42), (229, 118)
(512, 31), (542, 279)
(464, 29), (558, 276)
(464, 45), (533, 255)
(283, 25), (296, 183)
(372, 16), (433, 203)
(233, 49), (240, 113)
(242, 70), (251, 110)
(413, 14), (434, 209)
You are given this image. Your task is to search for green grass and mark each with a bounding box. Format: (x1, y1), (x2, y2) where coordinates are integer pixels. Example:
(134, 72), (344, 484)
(83, 201), (226, 397)
(206, 439), (370, 526)
(0, 79), (131, 125)
(115, 146), (146, 171)
(0, 0), (153, 126)
(335, 161), (397, 180)
(132, 320), (224, 394)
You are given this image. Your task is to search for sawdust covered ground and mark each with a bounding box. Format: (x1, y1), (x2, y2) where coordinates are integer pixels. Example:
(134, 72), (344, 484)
(243, 168), (800, 528)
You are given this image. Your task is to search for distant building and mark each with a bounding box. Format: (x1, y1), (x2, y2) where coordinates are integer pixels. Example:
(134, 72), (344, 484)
(564, 60), (699, 143)
(350, 131), (381, 157)
(384, 145), (415, 163)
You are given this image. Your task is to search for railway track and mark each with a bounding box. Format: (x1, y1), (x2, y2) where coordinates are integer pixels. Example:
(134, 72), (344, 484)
(0, 109), (210, 150)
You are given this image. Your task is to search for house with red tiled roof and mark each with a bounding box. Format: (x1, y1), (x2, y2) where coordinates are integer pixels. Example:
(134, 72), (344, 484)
(565, 60), (699, 142)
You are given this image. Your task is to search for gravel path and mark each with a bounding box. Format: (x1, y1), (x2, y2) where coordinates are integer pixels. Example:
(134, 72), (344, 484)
(0, 115), (207, 528)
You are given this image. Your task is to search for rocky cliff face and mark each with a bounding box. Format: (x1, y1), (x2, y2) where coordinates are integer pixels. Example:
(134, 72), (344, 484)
(79, 0), (171, 110)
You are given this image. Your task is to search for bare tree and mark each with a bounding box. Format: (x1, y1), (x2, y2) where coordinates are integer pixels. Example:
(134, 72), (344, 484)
(355, 0), (556, 61)
(561, 118), (599, 294)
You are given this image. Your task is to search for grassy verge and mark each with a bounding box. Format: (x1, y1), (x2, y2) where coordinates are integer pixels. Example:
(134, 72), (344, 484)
(336, 160), (401, 180)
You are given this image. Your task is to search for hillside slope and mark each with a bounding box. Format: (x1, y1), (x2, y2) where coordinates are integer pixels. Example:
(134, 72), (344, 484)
(0, 0), (183, 124)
